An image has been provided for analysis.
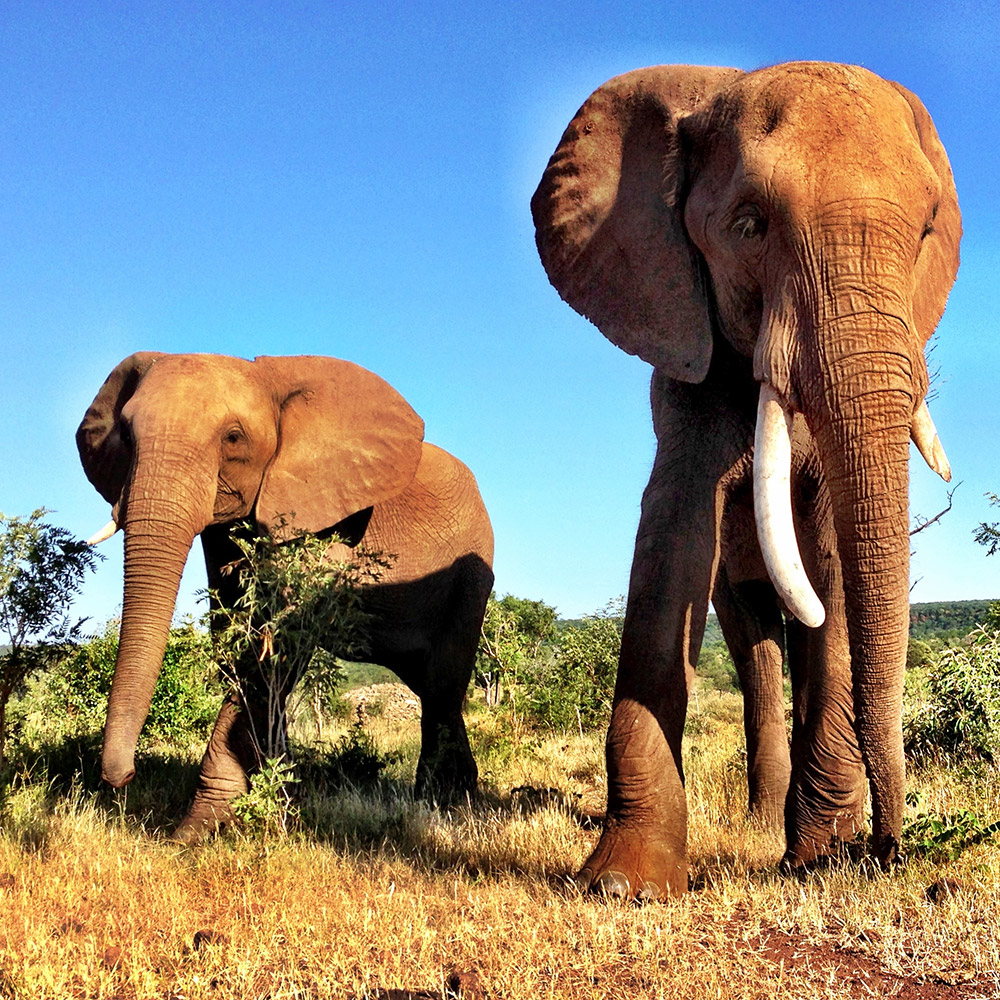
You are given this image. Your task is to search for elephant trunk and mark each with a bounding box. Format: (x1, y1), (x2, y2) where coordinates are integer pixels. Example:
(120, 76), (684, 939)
(101, 461), (211, 787)
(803, 336), (915, 863)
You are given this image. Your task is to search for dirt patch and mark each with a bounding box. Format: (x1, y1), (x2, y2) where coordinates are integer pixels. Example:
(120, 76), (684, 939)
(746, 926), (993, 999)
(341, 682), (420, 723)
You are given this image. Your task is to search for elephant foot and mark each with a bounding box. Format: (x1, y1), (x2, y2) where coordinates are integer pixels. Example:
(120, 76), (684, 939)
(782, 813), (866, 871)
(415, 722), (478, 806)
(170, 802), (234, 844)
(415, 751), (478, 806)
(575, 821), (688, 901)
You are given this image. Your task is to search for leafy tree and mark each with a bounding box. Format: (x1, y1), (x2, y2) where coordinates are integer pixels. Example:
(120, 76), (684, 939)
(209, 526), (389, 762)
(524, 597), (624, 732)
(0, 509), (99, 765)
(475, 593), (557, 707)
(974, 493), (1000, 556)
(906, 637), (937, 672)
(904, 618), (1000, 763)
(47, 617), (222, 742)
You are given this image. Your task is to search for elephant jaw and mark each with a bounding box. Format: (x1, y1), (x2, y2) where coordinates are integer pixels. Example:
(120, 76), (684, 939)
(753, 383), (826, 628)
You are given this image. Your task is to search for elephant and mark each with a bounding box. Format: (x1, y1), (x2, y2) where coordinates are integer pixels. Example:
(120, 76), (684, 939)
(77, 352), (494, 841)
(532, 61), (960, 898)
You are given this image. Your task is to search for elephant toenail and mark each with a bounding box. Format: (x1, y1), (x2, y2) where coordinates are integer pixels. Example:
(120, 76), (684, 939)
(636, 880), (662, 902)
(593, 871), (631, 898)
(572, 868), (594, 894)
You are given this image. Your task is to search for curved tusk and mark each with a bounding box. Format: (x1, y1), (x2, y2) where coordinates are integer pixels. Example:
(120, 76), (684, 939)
(911, 401), (951, 482)
(87, 519), (119, 546)
(753, 384), (826, 628)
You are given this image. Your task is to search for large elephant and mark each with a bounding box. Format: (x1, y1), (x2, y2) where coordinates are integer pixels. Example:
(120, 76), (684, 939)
(532, 62), (960, 898)
(77, 352), (494, 841)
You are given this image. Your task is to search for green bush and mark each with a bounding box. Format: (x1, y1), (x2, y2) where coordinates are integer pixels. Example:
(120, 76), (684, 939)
(0, 509), (100, 765)
(475, 593), (557, 707)
(696, 641), (740, 694)
(15, 618), (223, 750)
(904, 622), (1000, 764)
(523, 599), (623, 732)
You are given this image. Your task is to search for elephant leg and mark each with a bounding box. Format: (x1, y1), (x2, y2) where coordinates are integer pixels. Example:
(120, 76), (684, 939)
(712, 568), (790, 829)
(389, 562), (488, 805)
(414, 662), (478, 806)
(172, 692), (255, 842)
(782, 510), (866, 866)
(577, 369), (745, 900)
(172, 675), (293, 844)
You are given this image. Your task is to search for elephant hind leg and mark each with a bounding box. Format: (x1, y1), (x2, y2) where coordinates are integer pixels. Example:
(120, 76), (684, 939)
(712, 569), (791, 830)
(414, 579), (489, 804)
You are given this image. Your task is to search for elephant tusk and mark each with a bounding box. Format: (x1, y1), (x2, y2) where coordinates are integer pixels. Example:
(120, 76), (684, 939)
(753, 384), (826, 629)
(87, 519), (119, 545)
(911, 401), (952, 483)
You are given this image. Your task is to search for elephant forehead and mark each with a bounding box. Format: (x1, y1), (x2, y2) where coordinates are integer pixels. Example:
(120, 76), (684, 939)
(128, 355), (275, 428)
(729, 77), (939, 208)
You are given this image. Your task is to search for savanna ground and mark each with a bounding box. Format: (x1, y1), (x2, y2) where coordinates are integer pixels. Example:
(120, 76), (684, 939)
(2, 675), (999, 1000)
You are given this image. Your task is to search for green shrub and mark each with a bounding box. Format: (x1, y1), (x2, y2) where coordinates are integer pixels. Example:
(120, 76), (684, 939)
(475, 593), (557, 707)
(209, 526), (385, 760)
(14, 618), (223, 753)
(523, 599), (623, 732)
(904, 624), (1000, 763)
(231, 756), (300, 841)
(0, 509), (100, 765)
(696, 641), (739, 694)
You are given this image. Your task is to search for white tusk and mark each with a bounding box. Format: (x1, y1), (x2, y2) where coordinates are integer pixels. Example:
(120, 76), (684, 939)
(753, 384), (826, 628)
(911, 401), (951, 482)
(86, 519), (119, 545)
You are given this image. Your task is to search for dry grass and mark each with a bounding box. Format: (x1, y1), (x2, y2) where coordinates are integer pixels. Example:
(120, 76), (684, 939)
(1, 685), (999, 999)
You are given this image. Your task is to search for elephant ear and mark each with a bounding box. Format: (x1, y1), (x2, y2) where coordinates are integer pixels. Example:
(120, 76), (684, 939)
(255, 356), (424, 537)
(889, 80), (962, 344)
(77, 352), (164, 505)
(531, 65), (743, 382)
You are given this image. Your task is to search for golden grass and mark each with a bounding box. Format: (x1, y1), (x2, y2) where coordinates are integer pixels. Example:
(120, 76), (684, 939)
(2, 686), (999, 999)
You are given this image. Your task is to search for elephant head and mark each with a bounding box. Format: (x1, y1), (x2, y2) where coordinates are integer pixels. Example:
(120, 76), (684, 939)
(532, 62), (960, 863)
(77, 352), (424, 788)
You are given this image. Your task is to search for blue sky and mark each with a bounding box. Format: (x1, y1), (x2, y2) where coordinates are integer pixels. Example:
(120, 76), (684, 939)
(2, 0), (999, 626)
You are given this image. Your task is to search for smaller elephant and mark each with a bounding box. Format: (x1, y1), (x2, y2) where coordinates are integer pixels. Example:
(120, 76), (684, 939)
(78, 352), (494, 841)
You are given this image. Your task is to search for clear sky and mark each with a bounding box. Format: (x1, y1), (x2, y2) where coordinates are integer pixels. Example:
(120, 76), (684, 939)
(2, 0), (999, 627)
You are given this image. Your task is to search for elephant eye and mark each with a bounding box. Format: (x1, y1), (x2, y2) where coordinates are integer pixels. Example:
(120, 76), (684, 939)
(732, 206), (767, 240)
(118, 422), (133, 449)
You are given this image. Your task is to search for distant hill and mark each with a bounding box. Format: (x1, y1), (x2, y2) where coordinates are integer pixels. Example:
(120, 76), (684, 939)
(560, 600), (998, 646)
(909, 600), (996, 639)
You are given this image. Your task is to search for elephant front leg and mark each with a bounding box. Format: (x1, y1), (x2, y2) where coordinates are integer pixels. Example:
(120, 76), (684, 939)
(782, 609), (867, 867)
(171, 685), (287, 844)
(578, 474), (721, 898)
(781, 516), (867, 867)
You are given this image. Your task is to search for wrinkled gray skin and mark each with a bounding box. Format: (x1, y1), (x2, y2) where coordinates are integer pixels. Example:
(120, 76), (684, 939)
(78, 352), (494, 841)
(533, 62), (960, 897)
